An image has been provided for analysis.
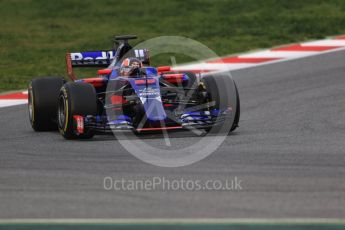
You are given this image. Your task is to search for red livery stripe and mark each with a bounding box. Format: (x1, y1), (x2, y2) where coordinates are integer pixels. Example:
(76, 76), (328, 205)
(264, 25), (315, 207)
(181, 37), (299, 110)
(272, 44), (341, 52)
(82, 78), (106, 87)
(135, 79), (156, 85)
(163, 73), (185, 84)
(98, 69), (112, 75)
(110, 95), (127, 105)
(157, 66), (171, 73)
(136, 126), (183, 132)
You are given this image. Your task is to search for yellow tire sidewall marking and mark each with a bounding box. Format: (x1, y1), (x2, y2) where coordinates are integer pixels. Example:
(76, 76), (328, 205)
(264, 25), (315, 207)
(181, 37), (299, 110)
(29, 84), (35, 124)
(61, 87), (69, 133)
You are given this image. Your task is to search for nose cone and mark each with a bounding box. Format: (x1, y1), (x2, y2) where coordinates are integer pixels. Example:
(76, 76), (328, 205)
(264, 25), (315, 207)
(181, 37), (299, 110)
(140, 96), (167, 121)
(129, 77), (167, 122)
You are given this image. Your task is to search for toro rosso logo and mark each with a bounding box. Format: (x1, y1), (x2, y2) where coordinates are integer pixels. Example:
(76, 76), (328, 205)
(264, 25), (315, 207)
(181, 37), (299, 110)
(70, 51), (115, 66)
(138, 87), (160, 97)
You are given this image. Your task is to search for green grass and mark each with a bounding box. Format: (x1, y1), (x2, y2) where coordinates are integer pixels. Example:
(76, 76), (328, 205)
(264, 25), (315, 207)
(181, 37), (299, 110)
(1, 0), (345, 91)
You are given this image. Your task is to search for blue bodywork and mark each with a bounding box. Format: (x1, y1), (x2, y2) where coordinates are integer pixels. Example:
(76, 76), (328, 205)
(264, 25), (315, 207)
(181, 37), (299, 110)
(74, 64), (229, 132)
(128, 78), (166, 121)
(109, 67), (165, 123)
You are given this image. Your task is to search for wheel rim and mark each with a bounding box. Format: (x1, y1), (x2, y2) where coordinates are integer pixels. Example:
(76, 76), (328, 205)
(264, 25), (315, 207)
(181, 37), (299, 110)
(58, 95), (66, 129)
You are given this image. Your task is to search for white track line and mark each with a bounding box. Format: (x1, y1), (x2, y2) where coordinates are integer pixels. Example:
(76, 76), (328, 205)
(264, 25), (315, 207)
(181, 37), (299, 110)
(170, 36), (345, 73)
(239, 50), (319, 58)
(173, 63), (255, 71)
(303, 39), (345, 46)
(0, 99), (27, 108)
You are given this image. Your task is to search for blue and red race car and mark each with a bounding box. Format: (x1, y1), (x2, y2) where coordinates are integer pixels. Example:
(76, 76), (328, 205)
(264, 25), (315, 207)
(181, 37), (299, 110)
(28, 35), (240, 139)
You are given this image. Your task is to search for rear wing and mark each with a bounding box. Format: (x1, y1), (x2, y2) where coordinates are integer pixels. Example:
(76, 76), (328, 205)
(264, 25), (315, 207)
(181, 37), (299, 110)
(66, 49), (150, 80)
(69, 51), (115, 67)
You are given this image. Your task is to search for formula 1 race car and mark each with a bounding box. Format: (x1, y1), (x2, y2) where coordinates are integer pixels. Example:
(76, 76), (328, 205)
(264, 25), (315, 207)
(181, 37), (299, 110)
(28, 35), (240, 139)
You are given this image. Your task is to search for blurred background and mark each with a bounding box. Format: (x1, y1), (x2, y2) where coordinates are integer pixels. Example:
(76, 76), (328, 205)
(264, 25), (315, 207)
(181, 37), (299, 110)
(1, 0), (345, 91)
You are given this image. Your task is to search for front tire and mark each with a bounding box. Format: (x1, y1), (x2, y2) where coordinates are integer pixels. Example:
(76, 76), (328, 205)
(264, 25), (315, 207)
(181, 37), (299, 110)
(58, 82), (98, 139)
(201, 74), (240, 134)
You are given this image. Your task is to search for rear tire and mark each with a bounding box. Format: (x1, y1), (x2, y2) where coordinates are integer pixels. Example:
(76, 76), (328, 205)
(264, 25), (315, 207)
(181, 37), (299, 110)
(58, 82), (98, 139)
(231, 82), (240, 131)
(28, 77), (65, 131)
(201, 74), (240, 134)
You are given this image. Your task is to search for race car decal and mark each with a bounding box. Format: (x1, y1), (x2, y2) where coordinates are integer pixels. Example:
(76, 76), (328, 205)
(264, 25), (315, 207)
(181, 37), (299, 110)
(134, 49), (145, 58)
(73, 115), (84, 134)
(70, 51), (116, 66)
(134, 49), (150, 65)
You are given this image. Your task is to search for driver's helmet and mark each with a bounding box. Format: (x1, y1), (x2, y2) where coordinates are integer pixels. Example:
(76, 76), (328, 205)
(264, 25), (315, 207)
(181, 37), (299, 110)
(120, 57), (143, 77)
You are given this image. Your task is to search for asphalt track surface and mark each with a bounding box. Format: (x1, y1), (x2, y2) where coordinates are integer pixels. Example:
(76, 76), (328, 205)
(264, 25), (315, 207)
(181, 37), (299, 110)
(1, 49), (345, 218)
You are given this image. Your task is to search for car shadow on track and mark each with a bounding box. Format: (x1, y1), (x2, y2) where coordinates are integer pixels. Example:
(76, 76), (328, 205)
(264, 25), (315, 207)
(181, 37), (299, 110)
(74, 129), (239, 142)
